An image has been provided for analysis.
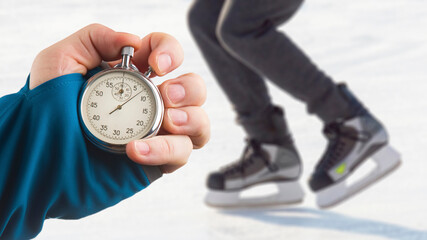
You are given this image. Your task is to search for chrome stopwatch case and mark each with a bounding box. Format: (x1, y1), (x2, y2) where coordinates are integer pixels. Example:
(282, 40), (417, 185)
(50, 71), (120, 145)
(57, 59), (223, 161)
(79, 46), (164, 153)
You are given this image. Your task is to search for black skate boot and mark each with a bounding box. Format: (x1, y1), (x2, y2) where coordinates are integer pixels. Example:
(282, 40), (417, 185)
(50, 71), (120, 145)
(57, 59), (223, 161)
(309, 84), (401, 208)
(205, 106), (304, 208)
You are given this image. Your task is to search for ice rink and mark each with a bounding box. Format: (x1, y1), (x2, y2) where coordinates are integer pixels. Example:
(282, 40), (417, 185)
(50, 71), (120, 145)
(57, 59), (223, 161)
(1, 0), (426, 239)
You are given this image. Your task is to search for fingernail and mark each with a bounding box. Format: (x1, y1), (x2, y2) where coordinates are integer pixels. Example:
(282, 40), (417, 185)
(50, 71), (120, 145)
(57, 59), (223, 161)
(135, 141), (150, 155)
(168, 108), (188, 126)
(167, 84), (185, 104)
(157, 53), (172, 74)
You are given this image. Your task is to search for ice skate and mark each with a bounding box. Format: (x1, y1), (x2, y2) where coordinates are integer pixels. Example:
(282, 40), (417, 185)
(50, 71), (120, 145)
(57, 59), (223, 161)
(309, 112), (401, 208)
(205, 139), (304, 208)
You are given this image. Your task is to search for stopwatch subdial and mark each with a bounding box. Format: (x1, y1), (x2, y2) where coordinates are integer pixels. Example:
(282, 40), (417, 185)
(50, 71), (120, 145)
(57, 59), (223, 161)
(112, 82), (132, 102)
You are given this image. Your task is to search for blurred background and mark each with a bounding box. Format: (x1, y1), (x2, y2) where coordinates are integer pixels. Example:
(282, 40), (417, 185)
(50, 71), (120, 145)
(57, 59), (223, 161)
(0, 0), (426, 239)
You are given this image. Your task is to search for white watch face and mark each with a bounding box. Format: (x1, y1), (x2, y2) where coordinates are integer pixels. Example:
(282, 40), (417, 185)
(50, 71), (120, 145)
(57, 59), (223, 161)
(80, 70), (160, 146)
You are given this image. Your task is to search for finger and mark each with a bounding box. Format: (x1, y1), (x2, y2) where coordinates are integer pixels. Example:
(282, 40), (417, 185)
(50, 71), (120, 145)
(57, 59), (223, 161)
(131, 32), (184, 76)
(162, 107), (210, 149)
(30, 24), (142, 89)
(158, 73), (207, 108)
(126, 135), (192, 174)
(64, 24), (142, 67)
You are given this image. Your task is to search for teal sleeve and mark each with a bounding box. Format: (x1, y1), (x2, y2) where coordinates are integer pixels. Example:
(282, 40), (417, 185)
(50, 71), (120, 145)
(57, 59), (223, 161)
(0, 72), (162, 239)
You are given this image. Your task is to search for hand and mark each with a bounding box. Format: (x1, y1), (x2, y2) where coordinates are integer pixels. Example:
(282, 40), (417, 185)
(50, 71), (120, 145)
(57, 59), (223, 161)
(30, 24), (210, 174)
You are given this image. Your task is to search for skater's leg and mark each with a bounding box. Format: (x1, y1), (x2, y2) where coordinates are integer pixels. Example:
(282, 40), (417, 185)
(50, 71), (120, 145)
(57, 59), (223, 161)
(215, 0), (400, 208)
(188, 0), (290, 143)
(188, 0), (269, 115)
(216, 0), (360, 123)
(189, 1), (305, 208)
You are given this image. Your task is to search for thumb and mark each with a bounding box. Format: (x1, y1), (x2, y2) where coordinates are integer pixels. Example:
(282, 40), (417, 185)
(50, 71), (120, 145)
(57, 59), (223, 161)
(30, 23), (142, 90)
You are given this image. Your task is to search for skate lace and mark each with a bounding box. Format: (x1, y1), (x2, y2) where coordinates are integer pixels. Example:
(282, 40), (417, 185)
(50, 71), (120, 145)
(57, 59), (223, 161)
(317, 122), (364, 170)
(222, 139), (276, 175)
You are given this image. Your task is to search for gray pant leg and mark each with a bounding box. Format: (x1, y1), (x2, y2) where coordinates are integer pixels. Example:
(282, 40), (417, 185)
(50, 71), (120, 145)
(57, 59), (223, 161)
(189, 0), (292, 143)
(217, 0), (359, 123)
(188, 0), (271, 116)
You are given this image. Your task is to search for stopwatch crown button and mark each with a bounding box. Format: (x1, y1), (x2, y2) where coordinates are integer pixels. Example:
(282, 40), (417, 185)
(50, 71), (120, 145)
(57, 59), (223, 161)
(121, 46), (134, 58)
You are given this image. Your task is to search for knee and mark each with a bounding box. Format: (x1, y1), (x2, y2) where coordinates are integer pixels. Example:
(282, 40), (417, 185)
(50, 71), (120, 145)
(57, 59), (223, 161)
(275, 0), (304, 24)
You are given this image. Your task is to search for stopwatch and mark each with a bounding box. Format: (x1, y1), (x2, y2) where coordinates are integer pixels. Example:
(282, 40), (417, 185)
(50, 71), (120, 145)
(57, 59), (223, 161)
(79, 46), (164, 153)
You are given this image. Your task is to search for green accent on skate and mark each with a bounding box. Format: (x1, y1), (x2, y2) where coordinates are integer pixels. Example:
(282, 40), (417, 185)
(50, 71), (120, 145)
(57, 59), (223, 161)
(335, 163), (347, 175)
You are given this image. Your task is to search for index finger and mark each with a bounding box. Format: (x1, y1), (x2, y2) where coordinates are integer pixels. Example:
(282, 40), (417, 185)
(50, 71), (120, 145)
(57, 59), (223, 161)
(131, 33), (184, 77)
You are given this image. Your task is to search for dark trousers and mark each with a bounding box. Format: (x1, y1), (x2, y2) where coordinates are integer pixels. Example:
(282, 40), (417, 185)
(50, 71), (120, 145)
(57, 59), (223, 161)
(188, 0), (359, 141)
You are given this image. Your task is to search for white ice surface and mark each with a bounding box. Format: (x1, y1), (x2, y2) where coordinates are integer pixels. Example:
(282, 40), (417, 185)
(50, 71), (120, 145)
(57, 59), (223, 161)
(1, 0), (426, 239)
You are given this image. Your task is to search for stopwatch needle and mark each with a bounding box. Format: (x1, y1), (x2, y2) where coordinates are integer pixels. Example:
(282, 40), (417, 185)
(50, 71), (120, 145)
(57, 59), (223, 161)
(109, 90), (143, 115)
(119, 81), (124, 95)
(109, 105), (122, 115)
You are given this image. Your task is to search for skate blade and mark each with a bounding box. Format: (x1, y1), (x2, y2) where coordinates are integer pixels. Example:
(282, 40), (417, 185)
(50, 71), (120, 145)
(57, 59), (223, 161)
(205, 181), (304, 208)
(316, 145), (401, 209)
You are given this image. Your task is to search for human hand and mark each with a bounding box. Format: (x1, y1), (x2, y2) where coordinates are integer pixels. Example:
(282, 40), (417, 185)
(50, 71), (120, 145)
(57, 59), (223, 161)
(30, 23), (209, 173)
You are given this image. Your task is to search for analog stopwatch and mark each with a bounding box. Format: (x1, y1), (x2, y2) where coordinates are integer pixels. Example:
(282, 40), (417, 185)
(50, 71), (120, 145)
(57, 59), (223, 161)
(79, 46), (164, 153)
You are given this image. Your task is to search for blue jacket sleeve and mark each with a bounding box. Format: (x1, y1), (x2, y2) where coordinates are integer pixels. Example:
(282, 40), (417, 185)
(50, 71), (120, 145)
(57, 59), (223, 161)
(0, 73), (162, 239)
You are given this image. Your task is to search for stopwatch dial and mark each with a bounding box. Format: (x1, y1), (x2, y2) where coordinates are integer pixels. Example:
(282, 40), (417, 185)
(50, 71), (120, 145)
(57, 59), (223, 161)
(81, 71), (158, 145)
